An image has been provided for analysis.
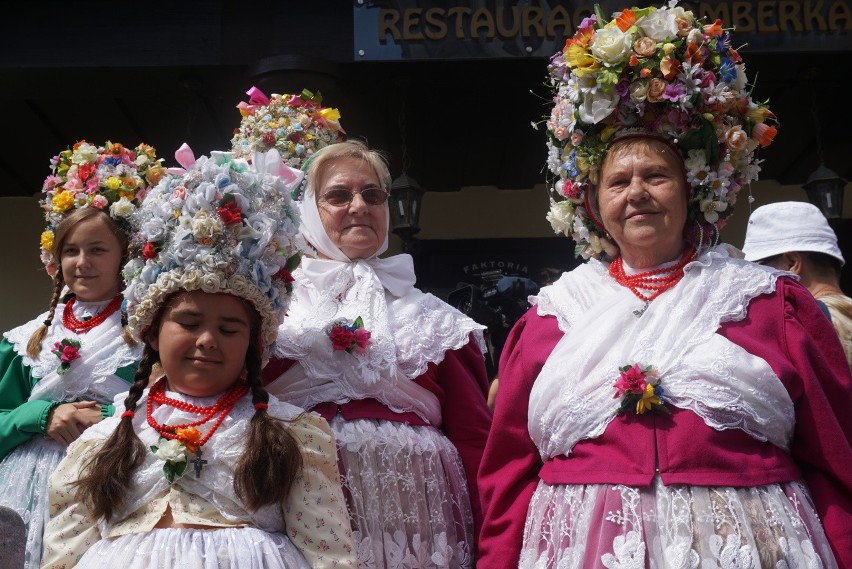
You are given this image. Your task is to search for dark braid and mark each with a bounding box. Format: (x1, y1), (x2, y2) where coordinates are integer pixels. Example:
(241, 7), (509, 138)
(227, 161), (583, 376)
(233, 337), (302, 511)
(26, 273), (65, 358)
(73, 345), (158, 521)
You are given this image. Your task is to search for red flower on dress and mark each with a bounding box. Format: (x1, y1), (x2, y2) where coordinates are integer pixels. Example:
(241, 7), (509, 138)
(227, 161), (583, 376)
(52, 338), (81, 375)
(328, 317), (371, 355)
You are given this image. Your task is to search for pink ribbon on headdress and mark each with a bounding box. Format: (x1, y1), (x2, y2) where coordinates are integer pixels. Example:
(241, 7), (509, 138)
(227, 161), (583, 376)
(252, 149), (304, 189)
(166, 143), (197, 176)
(237, 86), (270, 116)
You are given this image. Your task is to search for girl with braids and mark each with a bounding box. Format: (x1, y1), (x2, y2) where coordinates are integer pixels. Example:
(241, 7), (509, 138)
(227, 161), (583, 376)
(42, 148), (357, 568)
(0, 141), (161, 569)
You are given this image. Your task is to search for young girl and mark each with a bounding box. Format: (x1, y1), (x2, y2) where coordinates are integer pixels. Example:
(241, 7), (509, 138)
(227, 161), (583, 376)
(0, 141), (160, 569)
(41, 149), (357, 568)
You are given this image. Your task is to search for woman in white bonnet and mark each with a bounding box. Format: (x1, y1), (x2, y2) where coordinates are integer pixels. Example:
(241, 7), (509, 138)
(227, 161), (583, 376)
(263, 139), (492, 568)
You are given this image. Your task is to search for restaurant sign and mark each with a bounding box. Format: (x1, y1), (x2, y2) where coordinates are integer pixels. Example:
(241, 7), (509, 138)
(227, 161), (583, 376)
(354, 0), (852, 61)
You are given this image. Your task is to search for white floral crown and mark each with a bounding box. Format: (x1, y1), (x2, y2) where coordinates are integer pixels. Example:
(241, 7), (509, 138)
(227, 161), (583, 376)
(543, 1), (778, 260)
(230, 86), (345, 171)
(39, 140), (165, 271)
(121, 149), (306, 359)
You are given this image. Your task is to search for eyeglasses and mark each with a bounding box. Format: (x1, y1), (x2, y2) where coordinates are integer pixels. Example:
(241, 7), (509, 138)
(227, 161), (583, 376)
(319, 187), (389, 207)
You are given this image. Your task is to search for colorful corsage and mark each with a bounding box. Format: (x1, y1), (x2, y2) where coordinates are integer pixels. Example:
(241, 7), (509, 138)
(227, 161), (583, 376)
(150, 427), (202, 483)
(613, 363), (668, 415)
(51, 339), (81, 375)
(328, 316), (372, 354)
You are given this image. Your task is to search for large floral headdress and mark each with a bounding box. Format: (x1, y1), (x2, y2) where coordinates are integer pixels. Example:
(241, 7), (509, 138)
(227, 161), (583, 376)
(39, 140), (165, 271)
(230, 86), (345, 171)
(543, 2), (778, 260)
(121, 149), (306, 360)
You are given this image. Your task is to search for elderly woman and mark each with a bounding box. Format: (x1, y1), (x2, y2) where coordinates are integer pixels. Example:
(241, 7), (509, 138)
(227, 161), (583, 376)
(263, 139), (492, 568)
(477, 5), (852, 568)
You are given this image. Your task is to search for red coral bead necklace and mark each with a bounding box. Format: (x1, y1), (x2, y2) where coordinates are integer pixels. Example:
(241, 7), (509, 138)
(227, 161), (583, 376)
(146, 376), (249, 449)
(62, 295), (123, 334)
(609, 246), (696, 305)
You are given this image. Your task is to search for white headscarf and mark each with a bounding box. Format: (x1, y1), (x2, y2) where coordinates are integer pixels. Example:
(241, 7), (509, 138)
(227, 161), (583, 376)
(268, 161), (485, 425)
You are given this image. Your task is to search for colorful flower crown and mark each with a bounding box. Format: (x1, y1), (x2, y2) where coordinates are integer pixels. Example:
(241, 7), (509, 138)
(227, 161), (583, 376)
(230, 86), (345, 170)
(121, 149), (306, 359)
(39, 140), (165, 270)
(543, 2), (778, 260)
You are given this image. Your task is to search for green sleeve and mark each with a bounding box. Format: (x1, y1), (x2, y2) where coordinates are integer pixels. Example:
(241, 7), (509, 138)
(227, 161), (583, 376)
(98, 362), (138, 419)
(0, 338), (56, 461)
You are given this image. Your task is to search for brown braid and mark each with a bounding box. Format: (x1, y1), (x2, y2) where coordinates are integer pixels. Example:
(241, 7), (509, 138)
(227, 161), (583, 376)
(233, 335), (303, 511)
(73, 345), (157, 521)
(26, 273), (65, 358)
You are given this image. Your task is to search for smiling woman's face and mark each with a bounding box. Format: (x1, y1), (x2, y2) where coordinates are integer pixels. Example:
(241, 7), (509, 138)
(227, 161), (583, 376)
(596, 138), (689, 268)
(316, 157), (388, 260)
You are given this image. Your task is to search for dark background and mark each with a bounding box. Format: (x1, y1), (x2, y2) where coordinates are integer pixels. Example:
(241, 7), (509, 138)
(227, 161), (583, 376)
(2, 0), (850, 295)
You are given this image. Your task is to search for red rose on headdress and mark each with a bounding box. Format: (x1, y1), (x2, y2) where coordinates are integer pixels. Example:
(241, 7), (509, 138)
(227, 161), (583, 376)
(78, 162), (96, 181)
(216, 201), (242, 226)
(262, 133), (275, 147)
(142, 242), (158, 260)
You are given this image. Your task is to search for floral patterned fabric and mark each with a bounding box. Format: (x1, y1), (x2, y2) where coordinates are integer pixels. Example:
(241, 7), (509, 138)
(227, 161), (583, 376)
(42, 390), (357, 569)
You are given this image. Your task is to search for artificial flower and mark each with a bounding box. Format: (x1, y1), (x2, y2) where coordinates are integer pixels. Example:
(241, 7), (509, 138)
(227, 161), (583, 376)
(328, 316), (372, 355)
(51, 338), (81, 375)
(121, 146), (307, 360)
(613, 363), (668, 415)
(230, 87), (345, 169)
(39, 141), (162, 270)
(543, 2), (778, 260)
(150, 437), (189, 484)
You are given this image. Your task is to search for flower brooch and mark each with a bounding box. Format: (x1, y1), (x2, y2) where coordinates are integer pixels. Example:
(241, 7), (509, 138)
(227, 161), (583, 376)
(328, 316), (372, 355)
(52, 339), (81, 375)
(613, 363), (668, 415)
(150, 427), (203, 483)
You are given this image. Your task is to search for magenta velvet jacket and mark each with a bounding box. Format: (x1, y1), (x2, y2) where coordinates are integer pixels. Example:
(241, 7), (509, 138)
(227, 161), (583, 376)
(476, 276), (852, 568)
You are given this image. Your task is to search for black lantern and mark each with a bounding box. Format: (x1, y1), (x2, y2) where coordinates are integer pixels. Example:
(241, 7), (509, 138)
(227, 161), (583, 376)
(804, 69), (846, 219)
(389, 174), (424, 247)
(804, 163), (846, 219)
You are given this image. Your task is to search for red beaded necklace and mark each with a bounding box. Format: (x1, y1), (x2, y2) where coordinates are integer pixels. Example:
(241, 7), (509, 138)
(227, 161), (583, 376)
(609, 246), (696, 303)
(146, 377), (249, 451)
(62, 295), (123, 334)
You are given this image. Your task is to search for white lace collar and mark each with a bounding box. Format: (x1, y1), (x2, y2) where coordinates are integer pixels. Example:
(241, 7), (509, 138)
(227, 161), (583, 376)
(3, 303), (141, 403)
(269, 263), (485, 423)
(528, 245), (794, 459)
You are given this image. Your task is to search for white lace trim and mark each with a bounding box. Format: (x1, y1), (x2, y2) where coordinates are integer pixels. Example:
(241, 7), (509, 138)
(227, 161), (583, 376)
(528, 245), (794, 459)
(78, 391), (305, 534)
(268, 266), (485, 424)
(520, 478), (838, 569)
(3, 303), (141, 404)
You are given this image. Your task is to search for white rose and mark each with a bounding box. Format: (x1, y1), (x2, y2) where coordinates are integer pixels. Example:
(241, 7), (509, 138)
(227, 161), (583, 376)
(579, 90), (619, 124)
(109, 196), (136, 218)
(637, 8), (678, 42)
(71, 142), (98, 164)
(141, 217), (168, 241)
(190, 211), (223, 241)
(628, 80), (649, 103)
(546, 200), (576, 237)
(200, 273), (223, 293)
(590, 27), (634, 65)
(154, 439), (187, 463)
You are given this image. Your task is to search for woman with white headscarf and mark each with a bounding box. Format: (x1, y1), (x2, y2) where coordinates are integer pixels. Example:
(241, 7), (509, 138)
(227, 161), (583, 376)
(263, 139), (492, 569)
